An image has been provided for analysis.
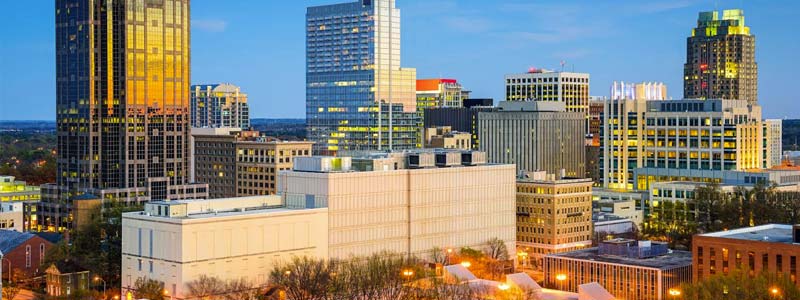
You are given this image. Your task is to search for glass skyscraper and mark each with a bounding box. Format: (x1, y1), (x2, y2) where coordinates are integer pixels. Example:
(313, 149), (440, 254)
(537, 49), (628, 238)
(684, 9), (757, 104)
(306, 0), (418, 155)
(48, 0), (206, 231)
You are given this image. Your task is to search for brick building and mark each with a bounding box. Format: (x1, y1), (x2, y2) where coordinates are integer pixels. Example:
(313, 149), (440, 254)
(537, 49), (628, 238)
(0, 230), (54, 280)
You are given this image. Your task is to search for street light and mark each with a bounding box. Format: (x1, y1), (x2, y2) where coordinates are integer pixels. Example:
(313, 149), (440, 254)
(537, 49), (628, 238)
(460, 261), (471, 268)
(668, 288), (681, 298)
(555, 273), (567, 291)
(94, 276), (107, 296)
(498, 283), (510, 291)
(402, 269), (414, 281)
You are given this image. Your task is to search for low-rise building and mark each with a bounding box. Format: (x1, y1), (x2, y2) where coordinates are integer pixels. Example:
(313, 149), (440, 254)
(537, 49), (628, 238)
(544, 239), (692, 300)
(0, 230), (54, 280)
(45, 260), (90, 297)
(279, 150), (516, 259)
(592, 198), (643, 227)
(693, 224), (800, 284)
(191, 128), (313, 198)
(516, 172), (593, 268)
(593, 213), (637, 242)
(1, 202), (24, 231)
(121, 195), (327, 299)
(424, 126), (471, 150)
(122, 150), (517, 299)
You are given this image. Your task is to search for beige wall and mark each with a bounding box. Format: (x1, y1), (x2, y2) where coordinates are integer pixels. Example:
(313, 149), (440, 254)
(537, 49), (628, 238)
(121, 208), (328, 299)
(279, 164), (517, 259)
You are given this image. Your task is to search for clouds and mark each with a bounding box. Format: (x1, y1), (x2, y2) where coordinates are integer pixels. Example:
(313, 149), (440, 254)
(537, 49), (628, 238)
(193, 19), (227, 33)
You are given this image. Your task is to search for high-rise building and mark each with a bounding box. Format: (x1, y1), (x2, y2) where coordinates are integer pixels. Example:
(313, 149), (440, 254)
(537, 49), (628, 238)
(544, 239), (692, 300)
(191, 128), (313, 198)
(693, 224), (800, 284)
(601, 98), (770, 191)
(516, 173), (593, 269)
(684, 9), (757, 103)
(306, 0), (418, 155)
(505, 70), (590, 132)
(766, 119), (783, 166)
(191, 83), (250, 129)
(416, 79), (463, 109)
(479, 101), (585, 177)
(50, 0), (206, 231)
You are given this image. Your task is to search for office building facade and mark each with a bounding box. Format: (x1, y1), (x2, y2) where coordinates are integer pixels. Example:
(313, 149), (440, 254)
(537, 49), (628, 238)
(424, 106), (496, 150)
(306, 0), (418, 154)
(693, 224), (800, 284)
(190, 83), (250, 129)
(52, 0), (206, 231)
(602, 99), (771, 191)
(516, 173), (593, 268)
(684, 9), (757, 103)
(505, 70), (590, 132)
(479, 101), (585, 177)
(766, 119), (783, 166)
(191, 128), (313, 198)
(423, 126), (471, 150)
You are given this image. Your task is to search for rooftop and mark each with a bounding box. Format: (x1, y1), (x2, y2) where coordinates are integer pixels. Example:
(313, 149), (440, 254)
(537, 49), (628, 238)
(0, 230), (36, 253)
(698, 224), (795, 244)
(548, 246), (692, 270)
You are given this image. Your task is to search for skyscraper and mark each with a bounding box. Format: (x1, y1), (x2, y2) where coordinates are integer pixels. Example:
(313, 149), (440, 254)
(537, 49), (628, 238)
(49, 0), (206, 231)
(191, 83), (250, 129)
(505, 70), (590, 133)
(684, 9), (757, 103)
(306, 0), (418, 155)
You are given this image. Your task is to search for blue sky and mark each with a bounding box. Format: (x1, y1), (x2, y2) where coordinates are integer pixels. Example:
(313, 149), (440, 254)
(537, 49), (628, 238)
(1, 0), (798, 120)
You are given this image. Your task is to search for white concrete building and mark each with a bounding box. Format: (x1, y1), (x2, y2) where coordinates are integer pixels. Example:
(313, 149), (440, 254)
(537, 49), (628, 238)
(766, 119), (783, 166)
(121, 195), (329, 299)
(0, 202), (24, 231)
(278, 151), (517, 259)
(122, 150), (517, 299)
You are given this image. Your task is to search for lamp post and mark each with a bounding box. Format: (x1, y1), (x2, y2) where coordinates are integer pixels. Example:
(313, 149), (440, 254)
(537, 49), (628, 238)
(771, 287), (781, 299)
(94, 276), (107, 297)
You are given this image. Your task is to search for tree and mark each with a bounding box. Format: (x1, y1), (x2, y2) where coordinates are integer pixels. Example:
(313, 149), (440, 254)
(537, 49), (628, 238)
(184, 275), (227, 300)
(224, 278), (260, 300)
(680, 268), (800, 300)
(2, 280), (22, 300)
(133, 277), (165, 300)
(484, 238), (510, 280)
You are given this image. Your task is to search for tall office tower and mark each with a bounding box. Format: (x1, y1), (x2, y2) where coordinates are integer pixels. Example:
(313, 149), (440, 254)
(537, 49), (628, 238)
(50, 0), (206, 231)
(479, 101), (585, 177)
(306, 0), (418, 155)
(505, 69), (590, 132)
(765, 119), (783, 166)
(684, 9), (757, 103)
(191, 83), (250, 129)
(516, 173), (593, 269)
(190, 128), (313, 198)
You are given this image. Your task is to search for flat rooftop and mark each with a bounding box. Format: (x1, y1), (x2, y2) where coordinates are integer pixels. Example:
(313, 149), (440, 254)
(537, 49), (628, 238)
(548, 247), (692, 270)
(698, 224), (794, 244)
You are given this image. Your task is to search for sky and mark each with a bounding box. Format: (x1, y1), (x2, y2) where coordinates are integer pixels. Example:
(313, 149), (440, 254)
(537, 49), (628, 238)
(1, 0), (798, 120)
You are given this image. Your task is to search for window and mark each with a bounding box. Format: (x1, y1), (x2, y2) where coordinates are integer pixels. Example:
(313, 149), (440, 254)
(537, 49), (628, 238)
(26, 245), (32, 267)
(138, 259), (143, 271)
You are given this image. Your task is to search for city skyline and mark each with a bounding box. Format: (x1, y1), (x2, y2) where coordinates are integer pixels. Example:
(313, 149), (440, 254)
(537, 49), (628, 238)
(2, 1), (799, 120)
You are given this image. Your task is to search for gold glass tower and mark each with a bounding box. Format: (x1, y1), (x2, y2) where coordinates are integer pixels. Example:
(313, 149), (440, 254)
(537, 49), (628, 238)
(49, 0), (205, 231)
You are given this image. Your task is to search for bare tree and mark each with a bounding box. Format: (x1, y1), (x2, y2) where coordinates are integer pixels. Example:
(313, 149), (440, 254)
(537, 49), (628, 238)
(428, 247), (446, 265)
(224, 278), (260, 300)
(2, 280), (22, 300)
(484, 238), (510, 280)
(269, 256), (336, 300)
(185, 275), (227, 300)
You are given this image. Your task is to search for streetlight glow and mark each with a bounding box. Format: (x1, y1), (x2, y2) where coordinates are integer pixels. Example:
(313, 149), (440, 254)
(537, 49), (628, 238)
(460, 261), (471, 268)
(556, 273), (567, 281)
(771, 287), (779, 295)
(668, 288), (681, 296)
(498, 283), (510, 291)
